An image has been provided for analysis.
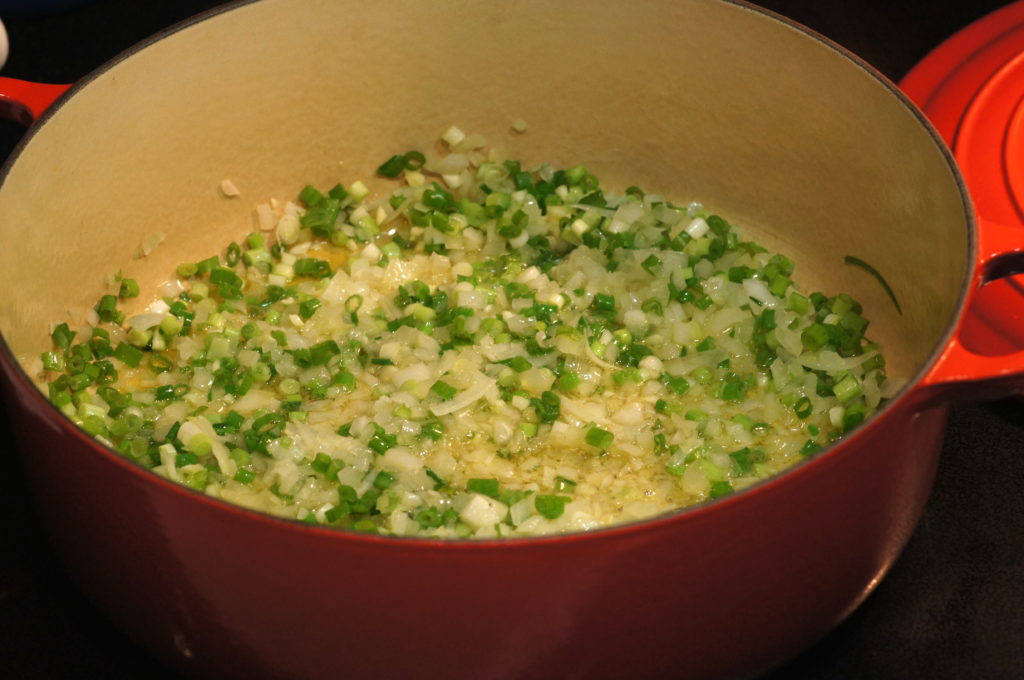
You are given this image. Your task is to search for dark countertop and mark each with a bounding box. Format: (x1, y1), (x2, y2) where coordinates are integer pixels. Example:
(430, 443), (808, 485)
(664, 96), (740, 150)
(0, 1), (1021, 678)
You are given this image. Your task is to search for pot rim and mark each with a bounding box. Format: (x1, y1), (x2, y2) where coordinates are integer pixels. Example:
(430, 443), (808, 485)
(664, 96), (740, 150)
(0, 0), (977, 549)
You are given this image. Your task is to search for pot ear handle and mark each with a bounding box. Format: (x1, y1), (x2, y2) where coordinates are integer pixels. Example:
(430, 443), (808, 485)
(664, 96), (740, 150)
(918, 217), (1024, 401)
(0, 78), (71, 125)
(0, 18), (72, 125)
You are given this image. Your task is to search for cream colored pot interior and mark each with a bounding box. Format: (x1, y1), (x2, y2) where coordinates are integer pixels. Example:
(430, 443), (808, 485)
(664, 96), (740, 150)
(0, 0), (967, 389)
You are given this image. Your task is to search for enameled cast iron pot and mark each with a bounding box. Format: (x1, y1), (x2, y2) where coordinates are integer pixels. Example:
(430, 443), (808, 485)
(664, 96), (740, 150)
(1, 1), (1023, 678)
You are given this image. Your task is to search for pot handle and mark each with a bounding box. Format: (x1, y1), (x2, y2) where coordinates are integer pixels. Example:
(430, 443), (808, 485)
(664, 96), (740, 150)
(918, 217), (1024, 402)
(0, 78), (72, 126)
(0, 18), (72, 125)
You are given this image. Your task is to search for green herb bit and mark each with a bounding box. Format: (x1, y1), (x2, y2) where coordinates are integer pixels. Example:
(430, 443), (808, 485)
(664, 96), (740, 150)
(299, 184), (325, 206)
(467, 478), (501, 499)
(118, 278), (140, 299)
(368, 429), (398, 454)
(309, 340), (341, 366)
(95, 294), (122, 324)
(535, 494), (571, 520)
(299, 298), (321, 320)
(787, 292), (810, 314)
(531, 390), (561, 423)
(614, 368), (643, 386)
(757, 309), (777, 331)
(293, 258), (333, 279)
(301, 198), (342, 238)
(655, 399), (683, 415)
(324, 502), (352, 523)
(51, 323), (76, 350)
(557, 370), (580, 392)
(720, 375), (751, 402)
(694, 295), (713, 311)
(641, 254), (662, 276)
(109, 413), (142, 438)
(592, 293), (616, 316)
(225, 242), (242, 267)
(415, 507), (444, 529)
(213, 411), (245, 436)
(684, 408), (707, 422)
(155, 384), (187, 402)
(376, 150), (426, 178)
(111, 343), (144, 368)
(431, 380), (457, 401)
(175, 452), (199, 467)
(832, 374), (863, 403)
(176, 262), (199, 278)
(519, 422), (538, 437)
(641, 298), (663, 316)
(800, 323), (829, 352)
(422, 182), (456, 212)
(617, 343), (652, 368)
(793, 396), (813, 419)
(585, 426), (614, 450)
(376, 155), (407, 178)
(729, 447), (763, 476)
(424, 466), (447, 489)
(842, 402), (867, 432)
(373, 471), (396, 490)
(332, 371), (356, 391)
(233, 468), (256, 485)
(184, 470), (210, 490)
(344, 294), (363, 324)
(41, 351), (65, 372)
(327, 183), (349, 202)
(696, 336), (716, 352)
(731, 414), (756, 431)
(800, 439), (823, 457)
(709, 480), (734, 499)
(662, 375), (690, 396)
(311, 452), (343, 481)
(195, 255), (220, 276)
(420, 421), (445, 441)
(499, 356), (532, 373)
(554, 476), (577, 492)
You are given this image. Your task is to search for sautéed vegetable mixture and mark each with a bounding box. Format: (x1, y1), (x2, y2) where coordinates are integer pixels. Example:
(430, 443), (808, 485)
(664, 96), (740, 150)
(38, 128), (892, 538)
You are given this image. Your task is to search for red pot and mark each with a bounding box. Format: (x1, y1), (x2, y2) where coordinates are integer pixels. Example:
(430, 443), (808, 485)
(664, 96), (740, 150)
(1, 2), (1022, 679)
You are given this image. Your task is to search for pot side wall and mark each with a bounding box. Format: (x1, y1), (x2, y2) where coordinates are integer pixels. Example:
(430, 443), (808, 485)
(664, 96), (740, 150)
(3, 357), (946, 680)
